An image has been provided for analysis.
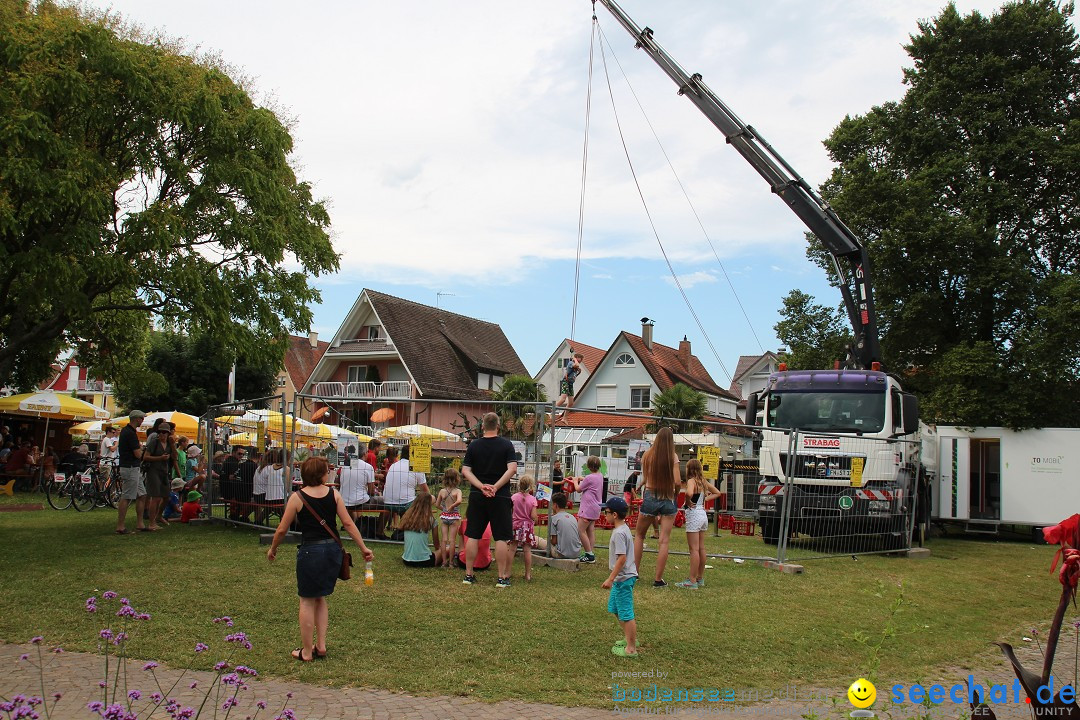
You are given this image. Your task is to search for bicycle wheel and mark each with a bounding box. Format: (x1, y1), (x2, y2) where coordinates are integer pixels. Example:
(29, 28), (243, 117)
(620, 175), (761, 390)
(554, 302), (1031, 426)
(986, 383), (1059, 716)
(72, 476), (96, 512)
(104, 476), (122, 508)
(46, 477), (74, 511)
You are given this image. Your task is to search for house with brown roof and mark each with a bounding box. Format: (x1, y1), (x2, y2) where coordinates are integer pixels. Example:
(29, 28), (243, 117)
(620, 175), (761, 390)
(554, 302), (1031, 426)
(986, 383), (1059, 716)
(533, 339), (606, 402)
(278, 333), (330, 420)
(301, 289), (528, 432)
(572, 319), (739, 421)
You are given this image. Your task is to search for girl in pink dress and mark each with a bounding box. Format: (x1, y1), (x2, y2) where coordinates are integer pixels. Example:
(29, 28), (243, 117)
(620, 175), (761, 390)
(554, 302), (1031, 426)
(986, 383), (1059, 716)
(510, 475), (544, 581)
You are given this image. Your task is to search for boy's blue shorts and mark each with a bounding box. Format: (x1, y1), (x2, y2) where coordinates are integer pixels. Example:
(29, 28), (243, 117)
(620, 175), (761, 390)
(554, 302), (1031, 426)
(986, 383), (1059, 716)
(607, 577), (637, 621)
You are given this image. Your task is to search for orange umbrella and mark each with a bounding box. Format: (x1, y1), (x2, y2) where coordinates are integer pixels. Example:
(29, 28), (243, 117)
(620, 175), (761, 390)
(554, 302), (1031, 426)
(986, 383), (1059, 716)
(370, 408), (395, 423)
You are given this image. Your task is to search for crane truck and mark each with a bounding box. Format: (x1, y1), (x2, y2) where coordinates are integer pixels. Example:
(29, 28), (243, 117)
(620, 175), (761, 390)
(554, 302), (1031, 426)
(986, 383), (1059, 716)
(595, 0), (926, 546)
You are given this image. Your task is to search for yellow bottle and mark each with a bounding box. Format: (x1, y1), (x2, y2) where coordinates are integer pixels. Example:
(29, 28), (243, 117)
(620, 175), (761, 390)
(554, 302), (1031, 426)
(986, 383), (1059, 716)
(364, 561), (374, 586)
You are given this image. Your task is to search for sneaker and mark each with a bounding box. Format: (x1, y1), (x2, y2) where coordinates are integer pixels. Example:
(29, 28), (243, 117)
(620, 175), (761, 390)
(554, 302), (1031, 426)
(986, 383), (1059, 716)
(579, 553), (597, 564)
(462, 574), (477, 585)
(675, 579), (698, 589)
(697, 578), (705, 588)
(652, 579), (668, 588)
(495, 577), (511, 589)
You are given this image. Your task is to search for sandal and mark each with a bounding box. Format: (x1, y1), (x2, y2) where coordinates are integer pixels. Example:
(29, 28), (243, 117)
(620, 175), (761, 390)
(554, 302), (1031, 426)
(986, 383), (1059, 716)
(314, 648), (328, 659)
(291, 648), (314, 662)
(115, 529), (132, 535)
(612, 645), (639, 658)
(614, 639), (627, 648)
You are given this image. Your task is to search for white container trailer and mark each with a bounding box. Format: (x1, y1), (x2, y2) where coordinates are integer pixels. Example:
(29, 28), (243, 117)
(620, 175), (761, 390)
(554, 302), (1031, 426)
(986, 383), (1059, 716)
(931, 426), (1079, 529)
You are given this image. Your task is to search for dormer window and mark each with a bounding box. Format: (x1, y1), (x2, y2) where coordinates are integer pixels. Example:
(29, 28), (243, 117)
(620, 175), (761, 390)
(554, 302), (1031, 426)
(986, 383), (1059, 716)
(614, 353), (635, 367)
(367, 326), (382, 341)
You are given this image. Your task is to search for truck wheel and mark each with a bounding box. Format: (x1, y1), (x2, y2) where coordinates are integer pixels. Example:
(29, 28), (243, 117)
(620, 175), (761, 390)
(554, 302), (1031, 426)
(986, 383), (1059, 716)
(760, 517), (779, 545)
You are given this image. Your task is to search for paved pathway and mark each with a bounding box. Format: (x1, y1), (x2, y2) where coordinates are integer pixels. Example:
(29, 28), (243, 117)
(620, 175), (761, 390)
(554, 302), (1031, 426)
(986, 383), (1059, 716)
(1, 643), (618, 720)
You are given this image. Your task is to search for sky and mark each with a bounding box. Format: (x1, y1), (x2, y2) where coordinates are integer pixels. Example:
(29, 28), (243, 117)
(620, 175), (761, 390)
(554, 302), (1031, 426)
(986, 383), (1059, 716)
(84, 0), (1020, 387)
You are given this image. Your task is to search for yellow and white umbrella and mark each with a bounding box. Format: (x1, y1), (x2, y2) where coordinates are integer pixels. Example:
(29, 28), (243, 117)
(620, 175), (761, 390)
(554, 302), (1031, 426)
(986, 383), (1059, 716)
(139, 411), (201, 439)
(216, 410), (324, 440)
(316, 424), (372, 443)
(377, 424), (462, 442)
(68, 417), (127, 440)
(0, 391), (111, 420)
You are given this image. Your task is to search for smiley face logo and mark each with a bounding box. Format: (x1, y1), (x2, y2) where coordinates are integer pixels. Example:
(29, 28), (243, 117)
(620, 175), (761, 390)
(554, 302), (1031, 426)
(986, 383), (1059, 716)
(847, 678), (876, 709)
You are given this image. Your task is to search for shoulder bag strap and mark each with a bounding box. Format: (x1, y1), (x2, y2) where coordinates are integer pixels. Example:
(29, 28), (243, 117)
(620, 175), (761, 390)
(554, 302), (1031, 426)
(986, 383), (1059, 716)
(296, 489), (343, 548)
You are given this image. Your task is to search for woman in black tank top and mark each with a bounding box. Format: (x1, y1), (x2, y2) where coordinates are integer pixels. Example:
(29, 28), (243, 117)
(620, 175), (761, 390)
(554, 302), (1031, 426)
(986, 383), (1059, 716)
(267, 457), (374, 662)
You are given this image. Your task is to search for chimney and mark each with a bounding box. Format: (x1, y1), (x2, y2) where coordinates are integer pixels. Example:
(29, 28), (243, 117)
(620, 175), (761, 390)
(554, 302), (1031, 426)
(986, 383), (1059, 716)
(641, 318), (655, 351)
(678, 335), (691, 368)
(308, 331), (319, 348)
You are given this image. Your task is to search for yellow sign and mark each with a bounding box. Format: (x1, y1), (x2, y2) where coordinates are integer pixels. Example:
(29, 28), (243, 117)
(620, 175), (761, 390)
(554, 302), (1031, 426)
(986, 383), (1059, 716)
(850, 457), (865, 487)
(256, 421), (267, 453)
(451, 458), (462, 471)
(409, 437), (432, 474)
(697, 446), (720, 480)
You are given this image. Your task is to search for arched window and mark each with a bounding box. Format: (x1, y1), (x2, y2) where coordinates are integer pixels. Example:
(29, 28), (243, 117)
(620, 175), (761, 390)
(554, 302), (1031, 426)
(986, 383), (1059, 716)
(614, 353), (635, 367)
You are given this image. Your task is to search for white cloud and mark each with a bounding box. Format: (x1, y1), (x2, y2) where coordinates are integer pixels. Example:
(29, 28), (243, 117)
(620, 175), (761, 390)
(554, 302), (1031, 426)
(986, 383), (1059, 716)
(663, 271), (717, 289)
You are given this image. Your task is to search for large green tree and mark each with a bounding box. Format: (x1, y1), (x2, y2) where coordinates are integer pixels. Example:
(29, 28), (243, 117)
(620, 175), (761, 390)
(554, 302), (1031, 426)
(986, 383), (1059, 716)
(774, 290), (850, 371)
(804, 0), (1080, 427)
(114, 330), (278, 415)
(0, 1), (337, 391)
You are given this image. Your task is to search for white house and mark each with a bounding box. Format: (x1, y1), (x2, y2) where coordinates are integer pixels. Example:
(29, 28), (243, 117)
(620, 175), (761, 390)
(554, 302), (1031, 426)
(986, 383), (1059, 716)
(728, 351), (780, 422)
(533, 339), (606, 402)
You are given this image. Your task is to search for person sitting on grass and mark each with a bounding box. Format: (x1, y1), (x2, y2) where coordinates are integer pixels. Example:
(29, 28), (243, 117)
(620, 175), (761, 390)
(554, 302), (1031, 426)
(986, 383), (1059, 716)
(180, 489), (203, 523)
(163, 478), (183, 521)
(456, 519), (492, 571)
(399, 491), (444, 568)
(601, 497), (638, 658)
(548, 492), (582, 560)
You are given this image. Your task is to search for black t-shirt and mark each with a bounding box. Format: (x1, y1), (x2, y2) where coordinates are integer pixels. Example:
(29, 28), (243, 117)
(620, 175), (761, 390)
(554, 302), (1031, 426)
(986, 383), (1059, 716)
(117, 424), (141, 468)
(463, 435), (517, 498)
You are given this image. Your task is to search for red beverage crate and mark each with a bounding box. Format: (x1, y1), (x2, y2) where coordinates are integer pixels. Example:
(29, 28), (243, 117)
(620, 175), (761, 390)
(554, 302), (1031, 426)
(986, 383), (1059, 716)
(731, 519), (756, 537)
(718, 514), (734, 530)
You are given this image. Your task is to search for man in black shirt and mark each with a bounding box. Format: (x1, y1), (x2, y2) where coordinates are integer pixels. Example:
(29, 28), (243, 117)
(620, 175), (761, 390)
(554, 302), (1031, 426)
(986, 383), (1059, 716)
(462, 412), (518, 588)
(115, 410), (147, 534)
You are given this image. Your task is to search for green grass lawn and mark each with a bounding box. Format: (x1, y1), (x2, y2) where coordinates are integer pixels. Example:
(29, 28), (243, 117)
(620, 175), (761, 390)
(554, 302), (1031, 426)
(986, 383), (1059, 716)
(0, 497), (1064, 709)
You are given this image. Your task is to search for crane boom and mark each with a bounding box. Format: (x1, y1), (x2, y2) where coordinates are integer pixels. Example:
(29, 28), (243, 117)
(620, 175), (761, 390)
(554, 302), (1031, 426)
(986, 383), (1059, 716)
(594, 0), (882, 369)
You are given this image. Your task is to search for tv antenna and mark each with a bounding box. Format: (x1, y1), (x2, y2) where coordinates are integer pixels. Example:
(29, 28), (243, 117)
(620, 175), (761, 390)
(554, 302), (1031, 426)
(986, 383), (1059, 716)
(436, 291), (455, 309)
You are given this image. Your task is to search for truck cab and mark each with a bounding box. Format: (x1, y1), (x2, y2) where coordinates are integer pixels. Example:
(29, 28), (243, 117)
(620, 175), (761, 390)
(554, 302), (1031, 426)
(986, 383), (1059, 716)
(749, 369), (920, 545)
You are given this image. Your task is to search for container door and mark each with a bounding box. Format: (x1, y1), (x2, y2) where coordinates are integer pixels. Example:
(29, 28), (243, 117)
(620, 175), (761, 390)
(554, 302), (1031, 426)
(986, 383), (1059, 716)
(936, 436), (970, 521)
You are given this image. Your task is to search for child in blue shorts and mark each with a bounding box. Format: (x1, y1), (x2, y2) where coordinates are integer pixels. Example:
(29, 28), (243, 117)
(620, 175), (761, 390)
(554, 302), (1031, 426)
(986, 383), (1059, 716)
(601, 497), (638, 657)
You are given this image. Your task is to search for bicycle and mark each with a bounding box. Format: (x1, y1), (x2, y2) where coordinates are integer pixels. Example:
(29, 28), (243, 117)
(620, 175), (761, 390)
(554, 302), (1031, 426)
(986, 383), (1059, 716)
(72, 463), (121, 512)
(45, 470), (78, 511)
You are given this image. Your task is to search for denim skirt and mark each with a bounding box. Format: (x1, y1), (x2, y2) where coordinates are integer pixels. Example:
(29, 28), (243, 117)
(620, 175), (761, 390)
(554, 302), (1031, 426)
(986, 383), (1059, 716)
(296, 540), (342, 598)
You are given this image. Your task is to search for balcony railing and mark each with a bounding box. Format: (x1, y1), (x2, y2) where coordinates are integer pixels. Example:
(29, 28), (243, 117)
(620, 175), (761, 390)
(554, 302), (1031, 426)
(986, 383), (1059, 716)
(78, 380), (112, 393)
(310, 381), (412, 400)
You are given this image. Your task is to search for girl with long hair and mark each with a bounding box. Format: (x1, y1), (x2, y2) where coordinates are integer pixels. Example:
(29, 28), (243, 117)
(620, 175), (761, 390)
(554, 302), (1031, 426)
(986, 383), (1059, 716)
(633, 426), (681, 587)
(399, 491), (443, 567)
(676, 458), (722, 589)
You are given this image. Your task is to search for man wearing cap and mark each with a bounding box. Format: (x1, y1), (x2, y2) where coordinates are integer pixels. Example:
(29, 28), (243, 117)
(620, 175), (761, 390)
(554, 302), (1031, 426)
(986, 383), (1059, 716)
(115, 410), (148, 534)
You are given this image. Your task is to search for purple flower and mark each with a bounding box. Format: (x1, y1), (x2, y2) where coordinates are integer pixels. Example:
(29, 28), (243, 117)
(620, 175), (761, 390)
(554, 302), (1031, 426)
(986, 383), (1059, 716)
(142, 661), (159, 671)
(127, 691), (140, 701)
(136, 612), (151, 621)
(19, 653), (29, 661)
(275, 710), (296, 720)
(51, 647), (63, 654)
(257, 701), (267, 710)
(12, 695), (25, 703)
(116, 606), (136, 618)
(150, 692), (162, 704)
(285, 692), (293, 699)
(177, 707), (196, 719)
(98, 682), (106, 688)
(102, 591), (117, 600)
(214, 661), (229, 671)
(29, 636), (43, 645)
(213, 616), (235, 627)
(119, 598), (130, 606)
(221, 673), (240, 686)
(235, 665), (257, 677)
(99, 629), (113, 641)
(222, 698), (239, 710)
(188, 681), (198, 689)
(87, 701), (104, 713)
(194, 643), (209, 653)
(27, 696), (42, 706)
(51, 693), (62, 701)
(112, 632), (128, 645)
(224, 632), (249, 644)
(85, 598), (97, 613)
(0, 702), (14, 714)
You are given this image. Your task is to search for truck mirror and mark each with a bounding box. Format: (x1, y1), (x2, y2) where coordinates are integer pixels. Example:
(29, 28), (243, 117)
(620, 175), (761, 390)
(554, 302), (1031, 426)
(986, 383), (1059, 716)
(746, 393), (759, 427)
(902, 393), (919, 435)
